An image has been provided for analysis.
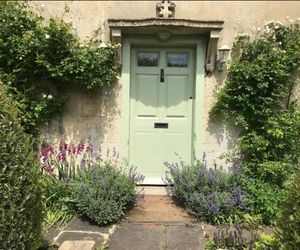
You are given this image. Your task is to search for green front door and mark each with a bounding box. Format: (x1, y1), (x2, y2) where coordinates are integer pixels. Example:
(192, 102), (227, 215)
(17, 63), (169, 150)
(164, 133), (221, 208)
(130, 48), (195, 184)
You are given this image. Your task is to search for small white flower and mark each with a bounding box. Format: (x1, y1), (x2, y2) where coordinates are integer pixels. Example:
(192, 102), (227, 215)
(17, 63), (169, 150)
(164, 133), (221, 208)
(272, 47), (277, 52)
(257, 28), (262, 32)
(45, 34), (50, 39)
(265, 20), (275, 26)
(72, 25), (76, 30)
(42, 94), (47, 98)
(99, 42), (107, 48)
(47, 95), (53, 100)
(278, 41), (282, 45)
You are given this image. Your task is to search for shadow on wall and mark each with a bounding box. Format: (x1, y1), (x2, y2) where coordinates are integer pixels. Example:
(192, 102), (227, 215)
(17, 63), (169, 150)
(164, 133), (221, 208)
(206, 120), (240, 151)
(205, 68), (240, 155)
(42, 80), (121, 150)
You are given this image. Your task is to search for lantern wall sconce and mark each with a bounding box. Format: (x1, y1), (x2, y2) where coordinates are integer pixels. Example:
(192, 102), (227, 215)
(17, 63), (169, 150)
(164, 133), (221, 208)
(216, 44), (230, 71)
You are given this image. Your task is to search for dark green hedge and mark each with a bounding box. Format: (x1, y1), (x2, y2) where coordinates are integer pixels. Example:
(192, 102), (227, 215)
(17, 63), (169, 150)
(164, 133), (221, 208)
(0, 83), (43, 249)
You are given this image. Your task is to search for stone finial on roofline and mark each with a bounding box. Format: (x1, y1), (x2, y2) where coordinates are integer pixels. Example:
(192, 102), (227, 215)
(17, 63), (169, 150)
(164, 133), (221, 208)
(156, 0), (176, 18)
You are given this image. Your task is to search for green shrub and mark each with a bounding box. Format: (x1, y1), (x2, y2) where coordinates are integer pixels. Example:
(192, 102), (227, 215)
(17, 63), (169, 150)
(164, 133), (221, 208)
(70, 163), (143, 225)
(41, 174), (73, 229)
(244, 178), (286, 225)
(165, 159), (247, 224)
(0, 1), (120, 134)
(0, 83), (43, 249)
(210, 21), (300, 225)
(254, 233), (279, 250)
(277, 171), (300, 249)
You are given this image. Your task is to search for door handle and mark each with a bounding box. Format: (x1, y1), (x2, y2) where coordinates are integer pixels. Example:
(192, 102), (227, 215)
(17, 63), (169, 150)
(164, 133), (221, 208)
(160, 68), (164, 82)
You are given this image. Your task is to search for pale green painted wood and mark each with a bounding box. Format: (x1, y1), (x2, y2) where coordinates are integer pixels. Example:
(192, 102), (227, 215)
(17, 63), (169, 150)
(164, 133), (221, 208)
(130, 48), (194, 184)
(120, 36), (206, 184)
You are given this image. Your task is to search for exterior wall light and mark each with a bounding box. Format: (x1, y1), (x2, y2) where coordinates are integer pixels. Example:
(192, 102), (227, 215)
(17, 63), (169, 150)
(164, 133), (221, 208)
(217, 44), (230, 71)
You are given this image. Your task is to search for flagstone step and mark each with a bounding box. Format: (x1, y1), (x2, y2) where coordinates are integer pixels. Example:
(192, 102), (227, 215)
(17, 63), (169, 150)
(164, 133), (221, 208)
(125, 195), (192, 222)
(58, 240), (95, 250)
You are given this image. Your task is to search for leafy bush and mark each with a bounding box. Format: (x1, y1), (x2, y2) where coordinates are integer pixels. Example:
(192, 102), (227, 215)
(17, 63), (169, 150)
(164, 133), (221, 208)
(277, 171), (300, 249)
(70, 163), (144, 225)
(165, 158), (247, 224)
(244, 178), (286, 225)
(210, 21), (300, 224)
(41, 174), (73, 229)
(0, 83), (43, 249)
(254, 233), (279, 250)
(0, 1), (120, 134)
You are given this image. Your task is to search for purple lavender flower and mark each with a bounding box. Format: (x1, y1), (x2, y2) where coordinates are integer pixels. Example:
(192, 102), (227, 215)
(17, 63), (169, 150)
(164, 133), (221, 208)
(128, 165), (145, 184)
(232, 162), (242, 176)
(208, 201), (220, 216)
(198, 169), (206, 179)
(207, 169), (216, 184)
(225, 196), (236, 212)
(202, 152), (206, 162)
(233, 187), (244, 205)
(113, 147), (117, 157)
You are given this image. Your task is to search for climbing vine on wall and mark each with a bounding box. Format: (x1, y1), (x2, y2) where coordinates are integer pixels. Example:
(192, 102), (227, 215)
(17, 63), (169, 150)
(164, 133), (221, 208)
(0, 1), (120, 134)
(210, 20), (300, 224)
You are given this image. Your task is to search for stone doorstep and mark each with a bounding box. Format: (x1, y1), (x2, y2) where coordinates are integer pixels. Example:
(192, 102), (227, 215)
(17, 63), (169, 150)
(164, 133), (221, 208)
(58, 240), (95, 250)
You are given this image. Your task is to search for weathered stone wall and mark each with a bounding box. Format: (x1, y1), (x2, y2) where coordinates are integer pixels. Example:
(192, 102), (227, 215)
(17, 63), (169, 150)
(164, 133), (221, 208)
(32, 1), (300, 166)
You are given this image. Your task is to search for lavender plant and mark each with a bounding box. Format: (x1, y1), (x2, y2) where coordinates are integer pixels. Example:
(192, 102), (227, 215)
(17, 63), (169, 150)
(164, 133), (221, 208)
(165, 154), (247, 224)
(205, 225), (259, 250)
(40, 142), (144, 227)
(69, 159), (144, 225)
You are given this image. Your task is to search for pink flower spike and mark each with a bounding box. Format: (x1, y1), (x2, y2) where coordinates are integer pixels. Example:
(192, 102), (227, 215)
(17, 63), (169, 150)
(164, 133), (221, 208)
(58, 151), (66, 161)
(40, 147), (49, 158)
(48, 145), (54, 155)
(59, 141), (68, 151)
(86, 143), (93, 153)
(68, 143), (76, 156)
(76, 143), (85, 155)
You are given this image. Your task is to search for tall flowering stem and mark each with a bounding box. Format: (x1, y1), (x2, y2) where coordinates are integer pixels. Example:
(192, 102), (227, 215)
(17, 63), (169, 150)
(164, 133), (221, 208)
(39, 141), (94, 183)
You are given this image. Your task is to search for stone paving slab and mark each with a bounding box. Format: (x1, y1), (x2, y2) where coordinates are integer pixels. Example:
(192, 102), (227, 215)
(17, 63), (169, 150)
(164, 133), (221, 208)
(59, 240), (95, 250)
(108, 222), (205, 250)
(54, 231), (104, 247)
(66, 217), (110, 234)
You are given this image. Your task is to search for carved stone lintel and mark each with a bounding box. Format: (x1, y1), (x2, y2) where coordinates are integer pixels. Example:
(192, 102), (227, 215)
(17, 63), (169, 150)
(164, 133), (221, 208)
(205, 30), (221, 75)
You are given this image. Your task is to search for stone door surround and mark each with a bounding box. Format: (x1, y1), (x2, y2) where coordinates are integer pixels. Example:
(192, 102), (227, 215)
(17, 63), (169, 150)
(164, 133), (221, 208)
(108, 18), (224, 74)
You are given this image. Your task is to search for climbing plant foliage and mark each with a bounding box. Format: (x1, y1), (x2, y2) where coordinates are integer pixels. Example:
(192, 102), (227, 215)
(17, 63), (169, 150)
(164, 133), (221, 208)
(0, 1), (120, 134)
(210, 20), (300, 224)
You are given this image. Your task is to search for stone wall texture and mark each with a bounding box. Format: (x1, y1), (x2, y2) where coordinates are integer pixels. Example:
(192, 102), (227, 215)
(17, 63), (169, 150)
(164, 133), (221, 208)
(32, 1), (300, 167)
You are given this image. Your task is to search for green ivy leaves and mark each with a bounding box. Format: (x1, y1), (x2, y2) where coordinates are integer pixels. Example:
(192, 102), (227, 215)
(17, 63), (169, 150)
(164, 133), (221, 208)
(210, 22), (300, 224)
(0, 2), (120, 134)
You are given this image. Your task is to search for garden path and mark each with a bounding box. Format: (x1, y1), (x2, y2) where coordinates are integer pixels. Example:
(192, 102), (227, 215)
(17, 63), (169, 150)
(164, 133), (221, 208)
(44, 195), (213, 250)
